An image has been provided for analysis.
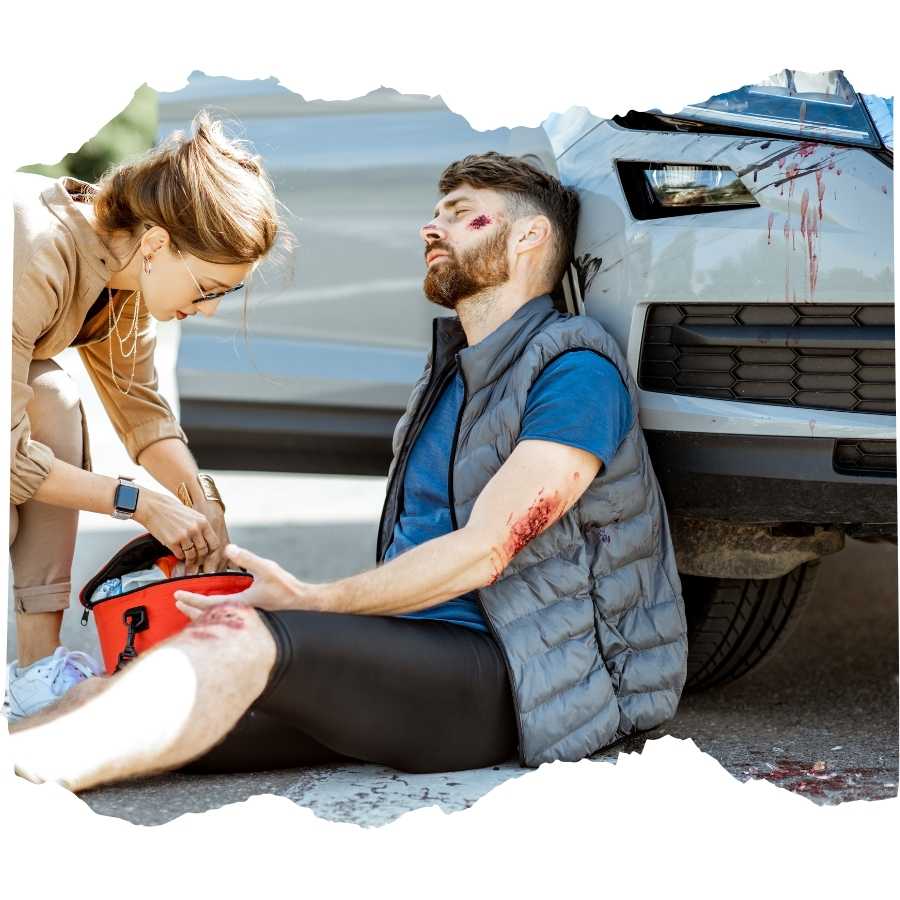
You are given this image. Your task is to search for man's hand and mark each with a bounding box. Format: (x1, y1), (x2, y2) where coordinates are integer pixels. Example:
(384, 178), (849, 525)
(466, 438), (602, 584)
(173, 544), (322, 618)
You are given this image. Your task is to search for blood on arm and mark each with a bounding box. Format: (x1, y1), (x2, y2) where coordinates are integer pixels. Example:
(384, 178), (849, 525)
(487, 488), (566, 584)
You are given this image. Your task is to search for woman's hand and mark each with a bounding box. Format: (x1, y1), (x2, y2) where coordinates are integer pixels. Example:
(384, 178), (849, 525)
(173, 544), (325, 616)
(194, 498), (230, 575)
(134, 489), (220, 574)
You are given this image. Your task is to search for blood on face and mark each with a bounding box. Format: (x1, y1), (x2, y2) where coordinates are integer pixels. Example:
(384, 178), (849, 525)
(468, 214), (492, 230)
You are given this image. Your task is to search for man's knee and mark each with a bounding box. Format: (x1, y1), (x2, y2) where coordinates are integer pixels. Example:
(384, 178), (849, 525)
(179, 603), (278, 676)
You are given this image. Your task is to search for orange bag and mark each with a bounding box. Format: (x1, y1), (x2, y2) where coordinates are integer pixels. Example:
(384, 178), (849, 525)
(79, 532), (253, 674)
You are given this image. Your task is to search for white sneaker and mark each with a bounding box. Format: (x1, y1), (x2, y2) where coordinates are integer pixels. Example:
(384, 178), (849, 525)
(5, 647), (103, 722)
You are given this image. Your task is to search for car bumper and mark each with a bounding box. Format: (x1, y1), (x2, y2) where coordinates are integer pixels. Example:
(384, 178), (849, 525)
(644, 429), (896, 528)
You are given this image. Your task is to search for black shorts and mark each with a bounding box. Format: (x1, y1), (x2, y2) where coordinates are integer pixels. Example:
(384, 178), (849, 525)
(179, 608), (520, 775)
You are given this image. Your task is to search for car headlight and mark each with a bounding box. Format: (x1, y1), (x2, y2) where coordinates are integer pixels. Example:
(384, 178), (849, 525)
(617, 161), (760, 220)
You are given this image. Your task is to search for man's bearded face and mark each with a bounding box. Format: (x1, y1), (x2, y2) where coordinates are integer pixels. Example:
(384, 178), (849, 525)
(424, 220), (511, 309)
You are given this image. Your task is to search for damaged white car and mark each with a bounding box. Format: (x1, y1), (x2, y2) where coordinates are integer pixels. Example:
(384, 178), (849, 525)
(546, 68), (894, 689)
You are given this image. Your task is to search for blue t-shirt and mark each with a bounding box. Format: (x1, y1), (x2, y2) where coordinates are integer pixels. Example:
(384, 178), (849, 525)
(384, 350), (634, 632)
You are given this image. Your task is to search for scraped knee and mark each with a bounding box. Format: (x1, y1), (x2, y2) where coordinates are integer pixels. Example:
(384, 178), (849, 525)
(181, 603), (276, 678)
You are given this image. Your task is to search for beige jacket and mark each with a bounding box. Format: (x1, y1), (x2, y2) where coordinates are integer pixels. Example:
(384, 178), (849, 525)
(10, 172), (187, 505)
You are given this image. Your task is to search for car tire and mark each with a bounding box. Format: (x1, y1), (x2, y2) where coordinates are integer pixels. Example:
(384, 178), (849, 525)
(682, 560), (821, 690)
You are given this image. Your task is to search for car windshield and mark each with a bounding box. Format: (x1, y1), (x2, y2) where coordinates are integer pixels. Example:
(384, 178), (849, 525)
(861, 93), (893, 151)
(671, 69), (882, 148)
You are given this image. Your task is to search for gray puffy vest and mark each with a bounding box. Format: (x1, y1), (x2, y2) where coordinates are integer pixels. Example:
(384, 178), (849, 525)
(377, 293), (687, 766)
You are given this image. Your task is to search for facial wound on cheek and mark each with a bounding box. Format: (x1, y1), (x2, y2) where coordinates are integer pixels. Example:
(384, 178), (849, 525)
(468, 214), (492, 230)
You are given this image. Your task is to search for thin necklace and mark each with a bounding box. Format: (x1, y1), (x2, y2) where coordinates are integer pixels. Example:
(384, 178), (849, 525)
(107, 287), (141, 395)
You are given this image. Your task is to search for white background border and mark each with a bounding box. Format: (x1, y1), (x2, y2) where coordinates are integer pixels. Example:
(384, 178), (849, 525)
(1, 1), (897, 895)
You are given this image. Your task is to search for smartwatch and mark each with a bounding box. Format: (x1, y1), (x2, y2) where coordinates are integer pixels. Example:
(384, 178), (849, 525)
(112, 476), (140, 520)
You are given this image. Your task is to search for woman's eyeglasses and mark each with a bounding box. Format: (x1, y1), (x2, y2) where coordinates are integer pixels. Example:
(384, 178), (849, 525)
(175, 247), (244, 305)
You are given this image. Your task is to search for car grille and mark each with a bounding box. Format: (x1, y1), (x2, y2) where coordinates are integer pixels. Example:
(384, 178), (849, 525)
(833, 440), (896, 478)
(638, 304), (894, 415)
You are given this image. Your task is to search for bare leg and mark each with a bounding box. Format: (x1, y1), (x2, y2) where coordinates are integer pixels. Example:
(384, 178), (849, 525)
(9, 603), (277, 792)
(9, 671), (111, 733)
(14, 611), (65, 668)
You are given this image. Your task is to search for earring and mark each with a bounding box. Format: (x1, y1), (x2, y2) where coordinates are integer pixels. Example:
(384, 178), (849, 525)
(143, 256), (152, 275)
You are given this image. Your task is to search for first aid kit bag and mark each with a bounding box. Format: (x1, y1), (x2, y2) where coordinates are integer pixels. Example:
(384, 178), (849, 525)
(79, 532), (254, 674)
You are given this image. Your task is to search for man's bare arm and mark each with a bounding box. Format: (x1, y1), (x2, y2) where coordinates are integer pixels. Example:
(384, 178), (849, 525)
(313, 439), (602, 615)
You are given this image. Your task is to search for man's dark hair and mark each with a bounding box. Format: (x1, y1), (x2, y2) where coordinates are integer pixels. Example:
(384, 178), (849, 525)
(437, 151), (580, 291)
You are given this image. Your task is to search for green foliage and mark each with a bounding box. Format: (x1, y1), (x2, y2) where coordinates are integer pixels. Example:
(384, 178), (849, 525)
(19, 85), (158, 183)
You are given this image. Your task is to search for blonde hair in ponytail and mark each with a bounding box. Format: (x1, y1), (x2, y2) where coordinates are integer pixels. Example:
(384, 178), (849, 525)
(91, 109), (286, 266)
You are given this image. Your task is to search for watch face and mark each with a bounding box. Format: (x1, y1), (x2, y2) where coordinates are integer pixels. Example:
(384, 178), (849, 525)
(115, 482), (140, 514)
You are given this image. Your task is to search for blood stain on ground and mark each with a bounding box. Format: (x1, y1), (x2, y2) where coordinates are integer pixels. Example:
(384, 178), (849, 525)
(737, 758), (892, 802)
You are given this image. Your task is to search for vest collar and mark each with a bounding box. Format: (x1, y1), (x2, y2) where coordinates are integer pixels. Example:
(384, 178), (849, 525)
(447, 293), (557, 392)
